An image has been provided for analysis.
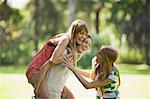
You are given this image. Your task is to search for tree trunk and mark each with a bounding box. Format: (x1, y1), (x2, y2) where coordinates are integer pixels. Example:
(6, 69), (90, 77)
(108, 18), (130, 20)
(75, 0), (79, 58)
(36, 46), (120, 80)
(144, 40), (150, 65)
(34, 0), (40, 51)
(94, 2), (102, 34)
(0, 0), (8, 21)
(68, 0), (77, 25)
(95, 8), (100, 34)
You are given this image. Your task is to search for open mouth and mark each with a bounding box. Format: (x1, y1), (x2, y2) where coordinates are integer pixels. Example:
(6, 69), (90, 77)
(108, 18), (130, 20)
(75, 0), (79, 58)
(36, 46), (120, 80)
(78, 38), (82, 43)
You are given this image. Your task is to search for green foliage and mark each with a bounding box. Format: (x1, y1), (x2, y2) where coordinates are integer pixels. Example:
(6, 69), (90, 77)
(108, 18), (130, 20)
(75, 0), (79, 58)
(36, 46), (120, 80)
(0, 64), (149, 75)
(0, 0), (68, 65)
(118, 44), (144, 64)
(118, 63), (150, 75)
(78, 33), (113, 68)
(104, 0), (150, 64)
(0, 0), (148, 65)
(0, 65), (26, 74)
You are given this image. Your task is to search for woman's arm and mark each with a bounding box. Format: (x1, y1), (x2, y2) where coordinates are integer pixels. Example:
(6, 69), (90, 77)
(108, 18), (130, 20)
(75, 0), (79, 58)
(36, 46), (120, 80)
(73, 68), (112, 89)
(35, 50), (72, 93)
(63, 57), (112, 89)
(35, 37), (71, 93)
(49, 37), (70, 64)
(76, 68), (90, 78)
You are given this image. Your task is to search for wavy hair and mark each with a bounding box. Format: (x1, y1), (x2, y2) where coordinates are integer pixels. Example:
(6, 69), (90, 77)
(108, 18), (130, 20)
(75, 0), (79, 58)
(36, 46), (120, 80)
(90, 45), (118, 96)
(91, 45), (118, 81)
(67, 19), (89, 64)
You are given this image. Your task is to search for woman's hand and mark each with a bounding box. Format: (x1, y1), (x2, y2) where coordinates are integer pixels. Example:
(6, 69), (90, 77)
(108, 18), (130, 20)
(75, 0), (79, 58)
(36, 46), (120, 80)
(66, 47), (73, 58)
(65, 47), (74, 62)
(63, 55), (75, 71)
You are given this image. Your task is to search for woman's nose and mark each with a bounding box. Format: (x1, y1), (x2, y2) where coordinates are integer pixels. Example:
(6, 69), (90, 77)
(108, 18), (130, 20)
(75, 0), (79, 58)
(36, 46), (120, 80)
(81, 35), (86, 41)
(80, 36), (84, 41)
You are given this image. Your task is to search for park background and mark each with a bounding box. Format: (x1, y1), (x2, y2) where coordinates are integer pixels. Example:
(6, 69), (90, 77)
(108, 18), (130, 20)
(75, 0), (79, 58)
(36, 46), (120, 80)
(0, 0), (150, 99)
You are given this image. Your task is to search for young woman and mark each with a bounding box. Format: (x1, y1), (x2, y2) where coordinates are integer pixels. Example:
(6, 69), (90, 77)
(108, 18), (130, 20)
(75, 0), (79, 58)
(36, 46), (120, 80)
(63, 45), (121, 99)
(46, 35), (93, 99)
(26, 19), (89, 99)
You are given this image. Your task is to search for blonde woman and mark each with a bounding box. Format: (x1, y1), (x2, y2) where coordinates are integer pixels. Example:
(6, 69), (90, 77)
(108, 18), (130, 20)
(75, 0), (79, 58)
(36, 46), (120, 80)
(26, 19), (89, 99)
(46, 36), (93, 99)
(63, 45), (121, 99)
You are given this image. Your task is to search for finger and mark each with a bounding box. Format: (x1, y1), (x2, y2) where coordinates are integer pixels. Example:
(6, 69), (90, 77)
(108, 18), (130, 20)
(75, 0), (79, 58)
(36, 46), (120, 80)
(64, 56), (71, 62)
(63, 58), (68, 63)
(63, 58), (70, 65)
(67, 53), (72, 58)
(66, 47), (72, 54)
(62, 59), (66, 63)
(66, 56), (71, 61)
(95, 63), (99, 67)
(68, 57), (72, 62)
(63, 55), (68, 61)
(64, 55), (69, 60)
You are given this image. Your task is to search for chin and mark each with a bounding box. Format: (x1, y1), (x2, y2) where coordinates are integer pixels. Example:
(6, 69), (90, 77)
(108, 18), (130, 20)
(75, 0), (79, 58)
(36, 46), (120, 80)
(77, 41), (82, 44)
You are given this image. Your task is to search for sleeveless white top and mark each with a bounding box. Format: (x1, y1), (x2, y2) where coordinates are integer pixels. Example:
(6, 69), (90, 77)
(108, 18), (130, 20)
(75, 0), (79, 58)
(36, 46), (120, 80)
(46, 49), (71, 99)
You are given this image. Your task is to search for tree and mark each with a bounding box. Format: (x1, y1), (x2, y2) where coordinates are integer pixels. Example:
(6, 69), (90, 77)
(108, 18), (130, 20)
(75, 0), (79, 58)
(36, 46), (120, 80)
(34, 0), (40, 51)
(0, 0), (67, 65)
(0, 0), (8, 21)
(100, 0), (150, 64)
(0, 0), (23, 65)
(68, 0), (77, 25)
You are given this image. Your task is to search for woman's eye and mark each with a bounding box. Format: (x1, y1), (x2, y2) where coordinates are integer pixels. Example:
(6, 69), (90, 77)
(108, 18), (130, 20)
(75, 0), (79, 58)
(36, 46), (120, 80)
(80, 32), (84, 34)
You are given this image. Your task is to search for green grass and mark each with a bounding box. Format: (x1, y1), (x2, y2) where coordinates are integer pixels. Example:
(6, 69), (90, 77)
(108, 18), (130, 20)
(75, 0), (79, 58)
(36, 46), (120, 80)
(118, 63), (150, 75)
(0, 64), (150, 99)
(79, 63), (150, 75)
(0, 64), (150, 75)
(0, 65), (27, 74)
(0, 74), (150, 99)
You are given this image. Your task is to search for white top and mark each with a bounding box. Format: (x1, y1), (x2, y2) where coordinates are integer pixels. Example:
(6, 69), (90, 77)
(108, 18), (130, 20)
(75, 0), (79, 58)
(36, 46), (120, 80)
(46, 49), (71, 99)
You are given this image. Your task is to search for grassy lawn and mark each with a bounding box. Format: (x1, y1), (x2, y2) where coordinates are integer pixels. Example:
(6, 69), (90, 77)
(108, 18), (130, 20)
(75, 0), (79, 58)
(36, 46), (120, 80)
(0, 64), (150, 99)
(118, 64), (150, 75)
(0, 65), (27, 74)
(0, 64), (150, 75)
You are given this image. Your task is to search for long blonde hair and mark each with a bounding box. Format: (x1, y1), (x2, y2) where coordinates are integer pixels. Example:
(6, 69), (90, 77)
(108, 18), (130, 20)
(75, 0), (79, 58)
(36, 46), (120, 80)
(67, 19), (89, 64)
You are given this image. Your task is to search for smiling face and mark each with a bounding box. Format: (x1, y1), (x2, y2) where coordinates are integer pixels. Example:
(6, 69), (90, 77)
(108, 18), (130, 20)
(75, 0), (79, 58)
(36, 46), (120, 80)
(68, 19), (89, 45)
(75, 29), (88, 44)
(77, 36), (92, 54)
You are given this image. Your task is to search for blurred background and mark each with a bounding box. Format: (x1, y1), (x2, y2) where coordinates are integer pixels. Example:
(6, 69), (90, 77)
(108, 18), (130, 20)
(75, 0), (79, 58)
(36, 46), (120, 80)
(0, 0), (150, 99)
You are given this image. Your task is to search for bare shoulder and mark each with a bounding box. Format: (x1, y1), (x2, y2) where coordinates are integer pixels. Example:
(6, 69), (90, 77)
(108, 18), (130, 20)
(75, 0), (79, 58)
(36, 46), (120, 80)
(61, 34), (70, 42)
(51, 34), (69, 45)
(58, 34), (70, 45)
